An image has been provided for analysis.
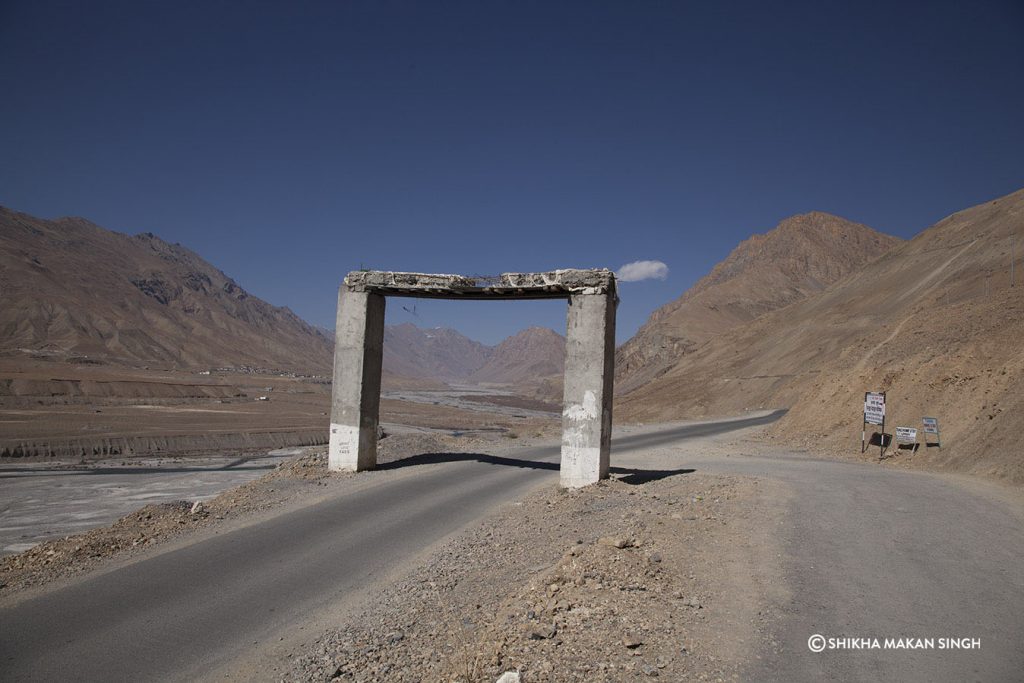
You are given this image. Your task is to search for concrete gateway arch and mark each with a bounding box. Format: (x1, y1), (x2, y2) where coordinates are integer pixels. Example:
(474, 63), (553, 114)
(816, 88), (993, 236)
(329, 269), (617, 488)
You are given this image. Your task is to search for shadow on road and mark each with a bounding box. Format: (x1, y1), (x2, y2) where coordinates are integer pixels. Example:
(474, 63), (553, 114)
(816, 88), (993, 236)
(378, 451), (694, 483)
(377, 410), (786, 481)
(379, 451), (559, 471)
(612, 467), (695, 484)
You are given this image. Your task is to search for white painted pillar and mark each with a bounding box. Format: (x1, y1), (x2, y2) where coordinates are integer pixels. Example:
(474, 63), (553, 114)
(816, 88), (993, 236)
(560, 291), (616, 488)
(328, 286), (385, 471)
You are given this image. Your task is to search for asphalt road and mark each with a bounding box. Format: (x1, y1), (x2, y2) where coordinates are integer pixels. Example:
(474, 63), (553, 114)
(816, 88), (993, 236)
(2, 412), (1021, 682)
(711, 453), (1024, 682)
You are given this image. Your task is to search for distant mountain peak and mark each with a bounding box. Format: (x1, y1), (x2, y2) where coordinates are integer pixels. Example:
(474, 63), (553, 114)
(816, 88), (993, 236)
(616, 212), (902, 393)
(506, 326), (562, 339)
(467, 326), (565, 386)
(0, 207), (330, 371)
(382, 322), (565, 392)
(615, 187), (1024, 481)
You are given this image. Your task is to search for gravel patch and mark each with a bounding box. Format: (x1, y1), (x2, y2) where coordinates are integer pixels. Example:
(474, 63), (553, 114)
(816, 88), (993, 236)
(289, 472), (777, 682)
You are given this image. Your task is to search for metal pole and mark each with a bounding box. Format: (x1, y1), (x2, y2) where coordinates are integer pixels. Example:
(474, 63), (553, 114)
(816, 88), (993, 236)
(880, 392), (886, 459)
(1012, 234), (1016, 287)
(862, 392), (867, 454)
(880, 414), (885, 459)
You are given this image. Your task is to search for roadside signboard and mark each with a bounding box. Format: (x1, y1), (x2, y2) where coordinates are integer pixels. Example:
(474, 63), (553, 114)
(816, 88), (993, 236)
(922, 416), (941, 448)
(864, 392), (886, 426)
(895, 427), (917, 443)
(862, 391), (886, 456)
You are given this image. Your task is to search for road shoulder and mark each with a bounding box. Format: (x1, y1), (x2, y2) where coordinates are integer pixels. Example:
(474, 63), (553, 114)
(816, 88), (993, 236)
(281, 468), (788, 682)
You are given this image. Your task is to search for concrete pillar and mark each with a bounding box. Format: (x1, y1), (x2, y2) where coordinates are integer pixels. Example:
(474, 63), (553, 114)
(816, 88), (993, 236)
(329, 286), (385, 471)
(560, 291), (616, 488)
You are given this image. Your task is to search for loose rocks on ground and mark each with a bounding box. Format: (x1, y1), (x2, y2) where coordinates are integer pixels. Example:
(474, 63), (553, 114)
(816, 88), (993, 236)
(289, 473), (769, 682)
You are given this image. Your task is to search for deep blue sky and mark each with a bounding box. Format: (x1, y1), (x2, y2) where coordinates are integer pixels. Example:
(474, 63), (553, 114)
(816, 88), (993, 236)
(2, 1), (1022, 344)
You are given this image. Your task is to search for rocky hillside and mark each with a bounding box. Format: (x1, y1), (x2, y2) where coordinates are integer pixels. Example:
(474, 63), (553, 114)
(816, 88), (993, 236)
(381, 323), (565, 397)
(617, 189), (1024, 483)
(383, 323), (492, 383)
(468, 327), (565, 385)
(0, 207), (331, 371)
(616, 212), (902, 393)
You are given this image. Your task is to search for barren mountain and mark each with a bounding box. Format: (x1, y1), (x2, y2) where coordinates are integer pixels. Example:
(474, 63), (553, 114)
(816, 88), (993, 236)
(0, 207), (331, 372)
(468, 326), (565, 385)
(616, 212), (902, 393)
(618, 188), (1024, 483)
(383, 323), (491, 383)
(0, 206), (564, 391)
(381, 323), (566, 395)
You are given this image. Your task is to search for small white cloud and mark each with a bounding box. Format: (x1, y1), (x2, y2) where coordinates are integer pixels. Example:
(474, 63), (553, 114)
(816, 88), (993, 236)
(616, 260), (669, 282)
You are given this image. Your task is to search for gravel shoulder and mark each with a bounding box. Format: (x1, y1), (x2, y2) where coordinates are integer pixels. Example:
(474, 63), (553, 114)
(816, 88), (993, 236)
(288, 470), (787, 682)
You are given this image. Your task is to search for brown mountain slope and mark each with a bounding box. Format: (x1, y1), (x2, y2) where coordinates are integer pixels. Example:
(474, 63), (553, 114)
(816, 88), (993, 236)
(616, 212), (902, 393)
(383, 323), (491, 383)
(617, 188), (1024, 483)
(468, 327), (566, 385)
(380, 323), (566, 398)
(0, 207), (331, 372)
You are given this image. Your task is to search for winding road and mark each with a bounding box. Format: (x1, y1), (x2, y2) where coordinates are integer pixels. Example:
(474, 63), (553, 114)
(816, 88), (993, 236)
(1, 412), (1021, 682)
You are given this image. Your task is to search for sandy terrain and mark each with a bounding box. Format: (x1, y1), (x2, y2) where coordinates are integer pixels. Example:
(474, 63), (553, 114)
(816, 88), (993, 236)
(0, 359), (560, 459)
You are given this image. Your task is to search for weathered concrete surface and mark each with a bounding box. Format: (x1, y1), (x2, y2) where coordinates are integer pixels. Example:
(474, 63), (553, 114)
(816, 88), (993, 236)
(329, 289), (385, 471)
(560, 292), (617, 488)
(330, 269), (617, 486)
(344, 269), (615, 299)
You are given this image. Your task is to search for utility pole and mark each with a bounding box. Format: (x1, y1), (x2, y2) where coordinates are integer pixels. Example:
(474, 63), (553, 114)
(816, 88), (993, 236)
(1012, 233), (1016, 287)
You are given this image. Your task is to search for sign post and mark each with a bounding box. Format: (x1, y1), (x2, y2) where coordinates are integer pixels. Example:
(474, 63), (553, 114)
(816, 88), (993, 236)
(895, 427), (919, 453)
(922, 417), (941, 449)
(863, 391), (886, 456)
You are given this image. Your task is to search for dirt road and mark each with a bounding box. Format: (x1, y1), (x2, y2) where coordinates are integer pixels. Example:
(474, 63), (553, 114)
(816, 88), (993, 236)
(2, 413), (1021, 682)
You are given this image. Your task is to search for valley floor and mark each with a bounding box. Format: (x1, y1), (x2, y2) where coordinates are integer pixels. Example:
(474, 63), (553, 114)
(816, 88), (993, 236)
(0, 360), (560, 460)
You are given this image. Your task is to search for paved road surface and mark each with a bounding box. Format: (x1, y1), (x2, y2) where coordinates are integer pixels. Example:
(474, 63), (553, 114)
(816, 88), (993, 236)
(708, 452), (1024, 682)
(2, 412), (1022, 682)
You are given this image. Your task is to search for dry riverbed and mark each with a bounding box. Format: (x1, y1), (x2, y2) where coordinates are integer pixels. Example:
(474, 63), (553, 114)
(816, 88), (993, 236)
(0, 432), (477, 596)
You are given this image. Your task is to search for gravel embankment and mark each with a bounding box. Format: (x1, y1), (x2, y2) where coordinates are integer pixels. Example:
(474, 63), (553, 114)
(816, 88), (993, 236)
(290, 473), (777, 682)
